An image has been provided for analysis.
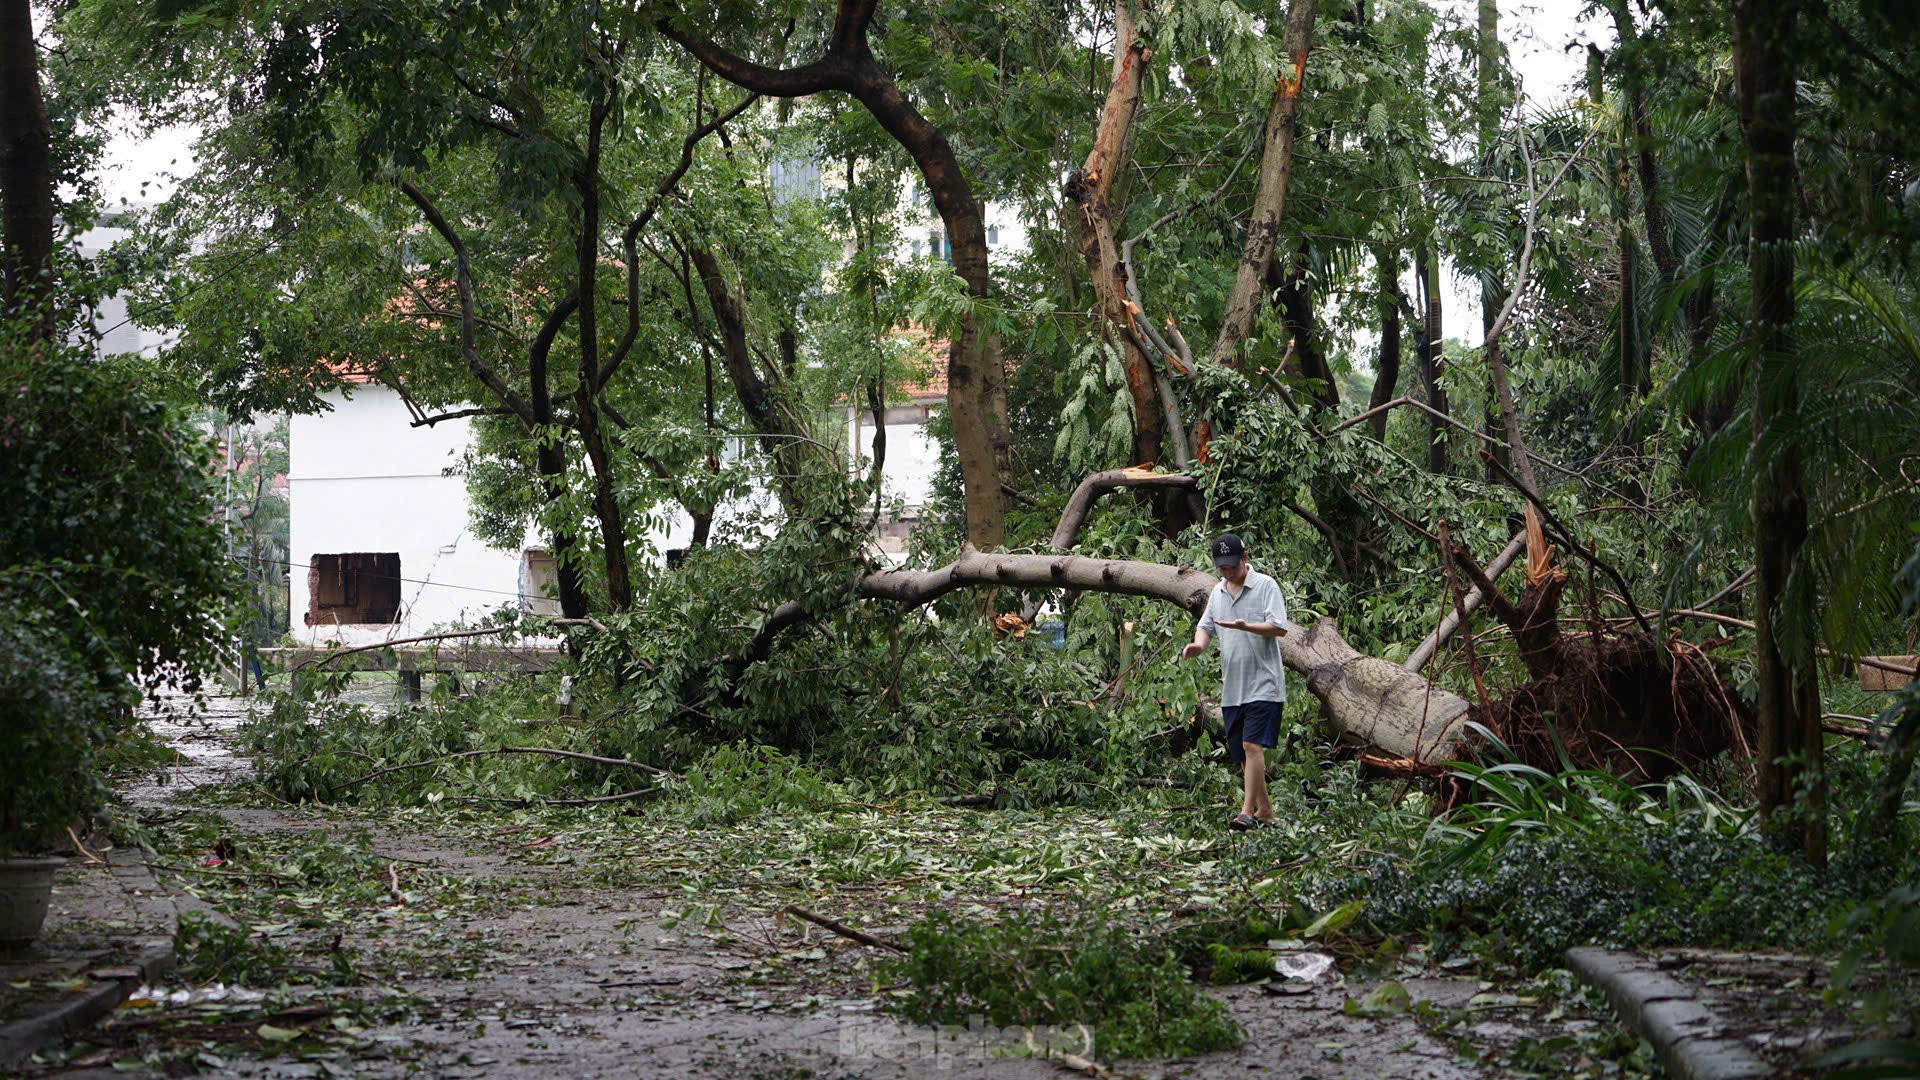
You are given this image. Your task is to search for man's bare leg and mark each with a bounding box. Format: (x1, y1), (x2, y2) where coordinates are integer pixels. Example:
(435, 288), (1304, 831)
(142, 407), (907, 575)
(1242, 743), (1272, 821)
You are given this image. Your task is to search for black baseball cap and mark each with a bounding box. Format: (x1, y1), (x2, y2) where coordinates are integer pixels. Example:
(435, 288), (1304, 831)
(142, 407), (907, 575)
(1210, 533), (1247, 567)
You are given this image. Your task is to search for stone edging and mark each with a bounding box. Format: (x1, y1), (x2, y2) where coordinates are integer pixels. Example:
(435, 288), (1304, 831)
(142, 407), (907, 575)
(1566, 946), (1775, 1080)
(0, 848), (206, 1068)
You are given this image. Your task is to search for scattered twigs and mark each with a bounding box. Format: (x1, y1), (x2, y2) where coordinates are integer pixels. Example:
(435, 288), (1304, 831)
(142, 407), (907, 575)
(66, 825), (108, 865)
(448, 787), (662, 807)
(386, 863), (408, 906)
(145, 861), (291, 884)
(336, 746), (665, 794)
(781, 905), (904, 953)
(1481, 450), (1655, 640)
(597, 976), (685, 989)
(293, 627), (520, 670)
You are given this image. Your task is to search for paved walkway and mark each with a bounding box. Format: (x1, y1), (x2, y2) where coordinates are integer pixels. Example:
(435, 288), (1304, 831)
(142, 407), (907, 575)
(9, 691), (1609, 1077)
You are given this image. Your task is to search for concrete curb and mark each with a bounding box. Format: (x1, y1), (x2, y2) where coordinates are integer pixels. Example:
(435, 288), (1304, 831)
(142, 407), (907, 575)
(1566, 946), (1775, 1080)
(0, 941), (171, 1067)
(0, 851), (188, 1068)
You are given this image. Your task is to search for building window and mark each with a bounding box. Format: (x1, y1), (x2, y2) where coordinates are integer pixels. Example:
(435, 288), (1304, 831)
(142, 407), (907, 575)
(520, 550), (563, 616)
(988, 224), (1000, 246)
(306, 553), (402, 625)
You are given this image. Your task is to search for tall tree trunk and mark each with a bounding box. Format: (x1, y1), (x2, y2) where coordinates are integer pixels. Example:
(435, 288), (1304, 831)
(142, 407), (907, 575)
(0, 0), (54, 339)
(663, 3), (1012, 550)
(1477, 0), (1511, 475)
(1068, 0), (1162, 466)
(1414, 246), (1450, 474)
(1268, 240), (1339, 410)
(528, 298), (591, 620)
(1369, 249), (1403, 441)
(1735, 0), (1822, 864)
(688, 243), (815, 515)
(1212, 0), (1318, 365)
(572, 86), (634, 612)
(1590, 45), (1647, 397)
(1606, 0), (1676, 284)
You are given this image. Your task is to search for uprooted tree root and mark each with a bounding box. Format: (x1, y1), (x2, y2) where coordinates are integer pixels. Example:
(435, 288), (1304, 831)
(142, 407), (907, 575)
(1456, 551), (1757, 784)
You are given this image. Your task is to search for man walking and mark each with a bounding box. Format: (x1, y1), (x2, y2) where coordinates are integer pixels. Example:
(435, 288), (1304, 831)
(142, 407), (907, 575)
(1180, 533), (1289, 831)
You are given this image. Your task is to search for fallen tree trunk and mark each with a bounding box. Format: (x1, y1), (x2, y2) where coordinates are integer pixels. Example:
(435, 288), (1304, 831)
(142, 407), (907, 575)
(745, 546), (1474, 763)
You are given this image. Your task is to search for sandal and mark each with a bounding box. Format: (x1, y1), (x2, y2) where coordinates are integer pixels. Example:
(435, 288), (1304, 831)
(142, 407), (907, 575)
(1229, 814), (1258, 832)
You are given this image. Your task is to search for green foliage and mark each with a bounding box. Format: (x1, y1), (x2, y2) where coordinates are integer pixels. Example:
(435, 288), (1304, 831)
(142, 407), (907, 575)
(0, 331), (236, 855)
(1331, 759), (1863, 970)
(240, 670), (634, 807)
(886, 907), (1242, 1060)
(656, 744), (846, 827)
(174, 913), (292, 986)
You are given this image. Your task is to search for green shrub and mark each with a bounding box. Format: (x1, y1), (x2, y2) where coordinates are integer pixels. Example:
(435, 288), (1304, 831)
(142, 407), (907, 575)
(886, 907), (1242, 1060)
(655, 743), (846, 827)
(0, 334), (236, 854)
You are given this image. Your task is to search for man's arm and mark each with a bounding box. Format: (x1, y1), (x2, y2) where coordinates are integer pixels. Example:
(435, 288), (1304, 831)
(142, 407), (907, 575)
(1210, 619), (1288, 638)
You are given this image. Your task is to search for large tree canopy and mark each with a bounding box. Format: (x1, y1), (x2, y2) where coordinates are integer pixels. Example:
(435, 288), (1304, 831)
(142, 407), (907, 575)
(44, 0), (1920, 860)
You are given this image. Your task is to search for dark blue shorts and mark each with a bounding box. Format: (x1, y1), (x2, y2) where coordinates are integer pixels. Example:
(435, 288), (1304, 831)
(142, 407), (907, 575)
(1222, 700), (1283, 764)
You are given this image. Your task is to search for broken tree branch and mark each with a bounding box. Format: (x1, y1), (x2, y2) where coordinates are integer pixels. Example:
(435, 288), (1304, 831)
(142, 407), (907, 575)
(1481, 449), (1655, 639)
(1404, 531), (1527, 672)
(782, 905), (904, 952)
(745, 546), (1472, 762)
(293, 628), (520, 670)
(336, 747), (665, 794)
(1048, 467), (1197, 550)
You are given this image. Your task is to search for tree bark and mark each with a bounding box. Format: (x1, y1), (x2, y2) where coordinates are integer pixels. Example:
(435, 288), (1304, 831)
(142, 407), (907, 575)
(1368, 250), (1403, 441)
(1477, 0), (1512, 473)
(1212, 0), (1318, 366)
(1066, 0), (1163, 466)
(528, 295), (591, 620)
(0, 0), (53, 338)
(1735, 0), (1823, 863)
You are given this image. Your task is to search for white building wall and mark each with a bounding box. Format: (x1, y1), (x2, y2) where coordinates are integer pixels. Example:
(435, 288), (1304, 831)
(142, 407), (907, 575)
(289, 384), (528, 646)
